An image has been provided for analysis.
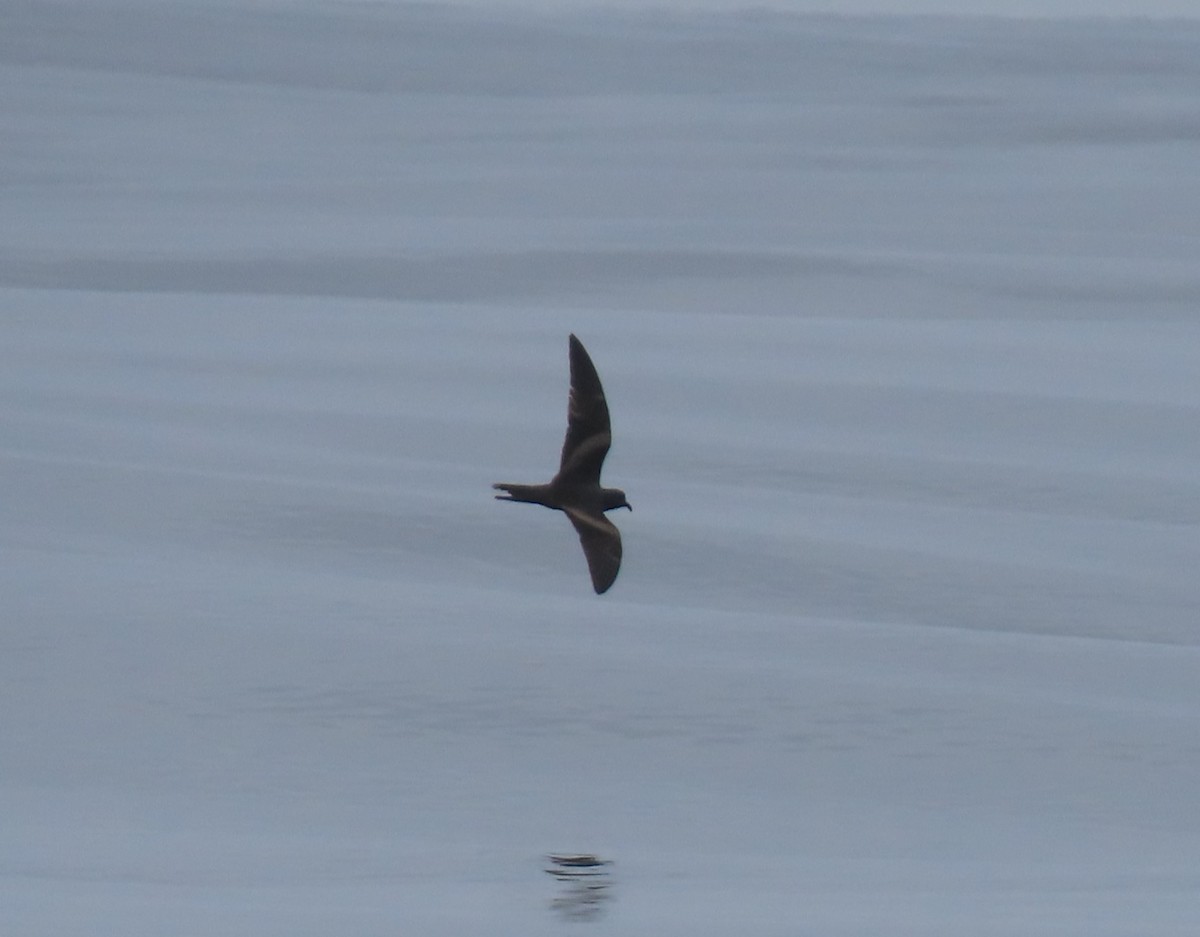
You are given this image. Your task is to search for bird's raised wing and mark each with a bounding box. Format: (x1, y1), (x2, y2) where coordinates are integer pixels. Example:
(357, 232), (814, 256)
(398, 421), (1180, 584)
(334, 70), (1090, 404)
(557, 334), (612, 486)
(563, 506), (622, 594)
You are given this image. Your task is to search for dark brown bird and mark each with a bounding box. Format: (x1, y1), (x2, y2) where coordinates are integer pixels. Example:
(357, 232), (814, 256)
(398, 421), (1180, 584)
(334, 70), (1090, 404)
(494, 334), (631, 594)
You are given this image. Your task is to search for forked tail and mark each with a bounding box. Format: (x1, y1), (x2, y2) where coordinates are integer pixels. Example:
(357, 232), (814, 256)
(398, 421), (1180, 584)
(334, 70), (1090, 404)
(492, 482), (547, 505)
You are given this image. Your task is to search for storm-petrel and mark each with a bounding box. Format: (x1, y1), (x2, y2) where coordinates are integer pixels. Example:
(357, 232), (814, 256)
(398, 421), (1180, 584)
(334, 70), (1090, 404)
(494, 334), (631, 594)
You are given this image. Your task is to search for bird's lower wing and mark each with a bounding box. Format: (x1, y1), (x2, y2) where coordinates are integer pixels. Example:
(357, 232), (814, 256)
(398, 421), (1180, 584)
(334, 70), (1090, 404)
(563, 507), (622, 594)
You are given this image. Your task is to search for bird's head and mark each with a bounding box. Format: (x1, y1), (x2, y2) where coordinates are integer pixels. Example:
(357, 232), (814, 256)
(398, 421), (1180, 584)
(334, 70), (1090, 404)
(603, 489), (632, 512)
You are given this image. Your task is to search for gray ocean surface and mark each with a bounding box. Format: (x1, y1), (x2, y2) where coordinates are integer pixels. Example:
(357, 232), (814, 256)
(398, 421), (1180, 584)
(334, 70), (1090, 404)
(3, 2), (1199, 933)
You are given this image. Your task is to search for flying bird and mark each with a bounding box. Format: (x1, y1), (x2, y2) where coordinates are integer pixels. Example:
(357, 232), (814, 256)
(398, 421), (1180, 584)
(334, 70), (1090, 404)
(494, 334), (631, 594)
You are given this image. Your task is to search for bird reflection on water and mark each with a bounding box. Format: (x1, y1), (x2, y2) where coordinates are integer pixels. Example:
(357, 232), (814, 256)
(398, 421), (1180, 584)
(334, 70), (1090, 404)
(545, 854), (614, 922)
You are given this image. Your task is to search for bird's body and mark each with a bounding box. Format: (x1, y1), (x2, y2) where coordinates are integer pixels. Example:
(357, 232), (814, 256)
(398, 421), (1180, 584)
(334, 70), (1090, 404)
(494, 334), (631, 594)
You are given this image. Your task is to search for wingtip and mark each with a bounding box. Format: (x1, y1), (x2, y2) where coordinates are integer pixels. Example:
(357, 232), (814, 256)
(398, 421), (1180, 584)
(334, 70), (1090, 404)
(591, 564), (619, 594)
